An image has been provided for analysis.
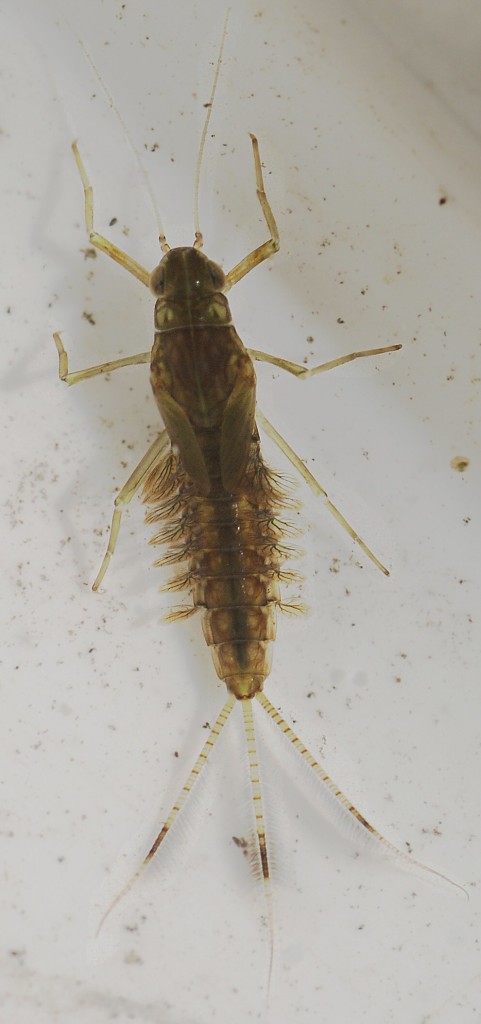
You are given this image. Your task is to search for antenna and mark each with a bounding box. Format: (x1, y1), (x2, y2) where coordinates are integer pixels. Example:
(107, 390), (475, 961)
(193, 9), (230, 249)
(76, 37), (167, 247)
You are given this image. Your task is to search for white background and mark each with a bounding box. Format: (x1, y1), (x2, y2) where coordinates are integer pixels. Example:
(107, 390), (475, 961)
(2, 0), (480, 1021)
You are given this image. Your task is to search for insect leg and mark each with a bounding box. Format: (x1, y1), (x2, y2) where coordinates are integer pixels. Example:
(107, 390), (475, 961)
(224, 134), (279, 290)
(92, 430), (170, 591)
(248, 343), (402, 379)
(72, 141), (151, 286)
(256, 407), (390, 575)
(53, 332), (150, 386)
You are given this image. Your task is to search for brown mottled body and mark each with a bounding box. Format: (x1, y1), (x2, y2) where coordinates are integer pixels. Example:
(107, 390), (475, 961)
(144, 247), (286, 699)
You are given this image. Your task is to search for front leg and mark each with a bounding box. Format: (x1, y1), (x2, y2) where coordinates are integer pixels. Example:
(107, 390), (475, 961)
(224, 134), (279, 291)
(71, 141), (151, 287)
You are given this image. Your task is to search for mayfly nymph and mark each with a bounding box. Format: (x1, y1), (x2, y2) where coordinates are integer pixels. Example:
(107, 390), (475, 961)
(54, 24), (459, 942)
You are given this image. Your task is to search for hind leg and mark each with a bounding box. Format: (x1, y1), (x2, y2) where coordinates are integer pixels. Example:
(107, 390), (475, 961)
(91, 431), (169, 591)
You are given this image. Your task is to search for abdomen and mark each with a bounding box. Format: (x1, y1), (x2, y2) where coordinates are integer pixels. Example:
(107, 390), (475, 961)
(142, 438), (289, 700)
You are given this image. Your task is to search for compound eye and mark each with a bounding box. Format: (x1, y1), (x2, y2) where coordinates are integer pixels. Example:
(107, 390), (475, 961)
(149, 264), (165, 296)
(208, 261), (225, 290)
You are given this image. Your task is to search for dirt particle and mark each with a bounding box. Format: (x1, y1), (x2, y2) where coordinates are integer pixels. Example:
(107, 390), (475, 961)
(450, 455), (469, 473)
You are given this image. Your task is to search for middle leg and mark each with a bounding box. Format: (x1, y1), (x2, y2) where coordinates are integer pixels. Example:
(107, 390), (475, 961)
(248, 343), (402, 379)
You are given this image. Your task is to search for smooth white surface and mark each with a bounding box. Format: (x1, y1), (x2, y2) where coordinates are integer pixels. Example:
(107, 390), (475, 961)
(2, 1), (480, 1021)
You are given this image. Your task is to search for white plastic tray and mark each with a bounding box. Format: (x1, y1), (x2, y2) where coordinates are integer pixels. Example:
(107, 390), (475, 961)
(2, 2), (480, 1021)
